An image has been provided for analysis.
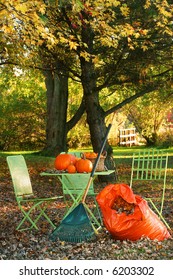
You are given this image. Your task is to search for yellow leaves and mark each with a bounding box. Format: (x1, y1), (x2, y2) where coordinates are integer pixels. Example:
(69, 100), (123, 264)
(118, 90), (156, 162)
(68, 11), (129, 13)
(47, 36), (57, 49)
(99, 21), (108, 30)
(14, 3), (28, 14)
(100, 36), (115, 48)
(105, 0), (120, 8)
(141, 45), (148, 51)
(127, 36), (132, 43)
(71, 0), (84, 12)
(120, 4), (130, 17)
(140, 29), (148, 36)
(2, 25), (13, 34)
(11, 0), (46, 16)
(80, 52), (99, 63)
(80, 51), (90, 61)
(155, 1), (173, 36)
(96, 0), (120, 8)
(144, 0), (151, 9)
(156, 2), (172, 18)
(133, 32), (141, 39)
(67, 32), (79, 50)
(122, 22), (149, 49)
(113, 0), (121, 7)
(156, 21), (173, 36)
(39, 6), (46, 15)
(120, 24), (134, 37)
(92, 56), (99, 64)
(59, 36), (69, 44)
(69, 41), (79, 50)
(0, 8), (7, 18)
(163, 27), (173, 36)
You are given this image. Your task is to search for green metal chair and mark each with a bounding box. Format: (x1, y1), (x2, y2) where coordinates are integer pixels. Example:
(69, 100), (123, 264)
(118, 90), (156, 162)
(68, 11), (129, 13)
(7, 155), (62, 231)
(130, 149), (170, 229)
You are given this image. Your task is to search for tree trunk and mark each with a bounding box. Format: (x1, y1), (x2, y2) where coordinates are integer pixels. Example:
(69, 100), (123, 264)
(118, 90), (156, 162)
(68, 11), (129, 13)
(81, 61), (106, 150)
(79, 24), (117, 182)
(80, 58), (117, 182)
(42, 69), (69, 156)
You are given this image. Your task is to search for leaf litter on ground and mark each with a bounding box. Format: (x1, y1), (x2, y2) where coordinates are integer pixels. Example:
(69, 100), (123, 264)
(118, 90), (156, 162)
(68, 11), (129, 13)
(0, 155), (172, 260)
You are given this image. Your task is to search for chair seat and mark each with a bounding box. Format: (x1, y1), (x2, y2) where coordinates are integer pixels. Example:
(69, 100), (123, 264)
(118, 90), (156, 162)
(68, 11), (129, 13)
(20, 195), (62, 202)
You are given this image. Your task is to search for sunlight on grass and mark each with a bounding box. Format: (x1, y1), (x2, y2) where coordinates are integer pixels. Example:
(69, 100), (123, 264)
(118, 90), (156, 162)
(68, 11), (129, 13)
(1, 146), (173, 160)
(0, 150), (40, 155)
(113, 146), (173, 158)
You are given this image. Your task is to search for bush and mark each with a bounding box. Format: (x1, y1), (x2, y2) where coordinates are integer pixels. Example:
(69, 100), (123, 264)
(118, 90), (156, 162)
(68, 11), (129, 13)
(156, 131), (173, 148)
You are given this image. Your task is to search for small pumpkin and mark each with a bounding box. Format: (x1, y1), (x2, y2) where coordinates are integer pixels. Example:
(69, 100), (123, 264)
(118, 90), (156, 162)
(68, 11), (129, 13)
(67, 164), (76, 173)
(54, 154), (72, 170)
(76, 158), (93, 173)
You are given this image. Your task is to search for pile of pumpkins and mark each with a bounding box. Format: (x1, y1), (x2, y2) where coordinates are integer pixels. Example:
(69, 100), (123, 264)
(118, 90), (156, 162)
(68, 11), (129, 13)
(54, 153), (97, 173)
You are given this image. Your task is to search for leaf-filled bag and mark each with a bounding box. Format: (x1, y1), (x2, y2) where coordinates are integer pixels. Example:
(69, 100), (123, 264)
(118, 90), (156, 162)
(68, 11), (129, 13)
(96, 184), (170, 241)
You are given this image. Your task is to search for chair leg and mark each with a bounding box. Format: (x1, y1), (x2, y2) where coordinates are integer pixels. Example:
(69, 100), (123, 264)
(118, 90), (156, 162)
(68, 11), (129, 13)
(33, 203), (56, 229)
(147, 198), (171, 230)
(17, 206), (39, 231)
(93, 197), (103, 225)
(17, 202), (56, 231)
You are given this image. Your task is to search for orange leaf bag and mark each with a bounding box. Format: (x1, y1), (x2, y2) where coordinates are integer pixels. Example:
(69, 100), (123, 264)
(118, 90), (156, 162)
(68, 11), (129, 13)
(96, 184), (171, 241)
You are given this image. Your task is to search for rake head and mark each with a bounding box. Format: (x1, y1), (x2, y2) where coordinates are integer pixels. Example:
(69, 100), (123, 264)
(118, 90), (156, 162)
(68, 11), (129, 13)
(49, 203), (96, 243)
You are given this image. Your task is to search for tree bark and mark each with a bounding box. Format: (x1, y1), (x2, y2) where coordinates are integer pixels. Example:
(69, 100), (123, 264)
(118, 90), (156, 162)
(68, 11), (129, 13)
(42, 69), (69, 156)
(79, 25), (117, 182)
(80, 59), (116, 181)
(82, 64), (116, 181)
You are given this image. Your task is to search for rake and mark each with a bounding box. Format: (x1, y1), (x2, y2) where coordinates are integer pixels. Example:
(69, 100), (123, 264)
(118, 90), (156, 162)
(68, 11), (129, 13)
(49, 124), (112, 243)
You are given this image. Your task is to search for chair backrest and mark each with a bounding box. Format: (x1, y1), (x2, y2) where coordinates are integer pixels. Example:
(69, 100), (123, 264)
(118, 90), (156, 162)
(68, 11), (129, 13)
(7, 155), (33, 199)
(130, 149), (168, 187)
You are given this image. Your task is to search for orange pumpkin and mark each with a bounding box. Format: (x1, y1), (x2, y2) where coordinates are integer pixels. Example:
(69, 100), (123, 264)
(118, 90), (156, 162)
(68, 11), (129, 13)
(84, 152), (98, 158)
(54, 154), (72, 170)
(69, 154), (77, 165)
(74, 157), (80, 166)
(76, 158), (93, 173)
(67, 164), (76, 173)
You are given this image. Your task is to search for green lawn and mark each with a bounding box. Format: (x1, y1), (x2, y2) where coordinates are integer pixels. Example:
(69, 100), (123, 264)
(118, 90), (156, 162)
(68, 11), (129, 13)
(112, 146), (173, 157)
(1, 145), (173, 168)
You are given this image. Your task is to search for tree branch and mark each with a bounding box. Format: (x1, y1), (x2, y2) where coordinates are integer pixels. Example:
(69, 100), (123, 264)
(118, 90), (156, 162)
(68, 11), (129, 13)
(66, 96), (86, 131)
(104, 84), (159, 117)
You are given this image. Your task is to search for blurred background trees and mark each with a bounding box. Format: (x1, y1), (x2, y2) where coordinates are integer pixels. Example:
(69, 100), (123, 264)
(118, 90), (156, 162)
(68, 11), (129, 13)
(0, 0), (173, 153)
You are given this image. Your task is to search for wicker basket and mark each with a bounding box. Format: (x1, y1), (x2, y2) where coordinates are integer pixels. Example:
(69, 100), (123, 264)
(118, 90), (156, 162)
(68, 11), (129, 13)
(81, 152), (106, 172)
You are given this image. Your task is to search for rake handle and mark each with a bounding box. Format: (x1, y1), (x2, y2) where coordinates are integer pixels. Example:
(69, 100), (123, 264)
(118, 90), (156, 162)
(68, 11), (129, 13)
(82, 124), (112, 203)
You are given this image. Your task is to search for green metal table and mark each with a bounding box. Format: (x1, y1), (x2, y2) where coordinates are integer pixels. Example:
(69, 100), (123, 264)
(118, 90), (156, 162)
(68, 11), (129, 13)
(41, 170), (115, 229)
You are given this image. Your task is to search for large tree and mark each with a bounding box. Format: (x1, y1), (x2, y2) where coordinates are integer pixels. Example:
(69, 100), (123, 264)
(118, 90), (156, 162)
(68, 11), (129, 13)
(41, 0), (173, 159)
(1, 0), (173, 162)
